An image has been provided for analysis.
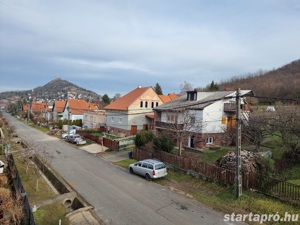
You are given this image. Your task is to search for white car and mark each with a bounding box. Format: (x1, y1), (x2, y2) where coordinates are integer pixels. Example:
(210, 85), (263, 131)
(61, 129), (76, 138)
(128, 159), (168, 181)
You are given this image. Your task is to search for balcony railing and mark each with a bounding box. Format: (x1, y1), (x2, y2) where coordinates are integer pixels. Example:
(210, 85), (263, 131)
(224, 103), (236, 112)
(155, 121), (184, 130)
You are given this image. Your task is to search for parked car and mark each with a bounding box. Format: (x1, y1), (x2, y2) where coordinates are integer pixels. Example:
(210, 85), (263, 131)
(128, 159), (168, 181)
(76, 137), (87, 145)
(68, 134), (81, 144)
(61, 129), (76, 139)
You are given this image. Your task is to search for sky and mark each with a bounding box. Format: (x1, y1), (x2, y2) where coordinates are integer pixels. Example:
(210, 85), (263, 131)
(0, 0), (300, 97)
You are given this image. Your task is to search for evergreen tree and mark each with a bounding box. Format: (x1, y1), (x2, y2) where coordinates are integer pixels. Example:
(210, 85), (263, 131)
(102, 94), (111, 104)
(154, 83), (163, 95)
(209, 80), (219, 91)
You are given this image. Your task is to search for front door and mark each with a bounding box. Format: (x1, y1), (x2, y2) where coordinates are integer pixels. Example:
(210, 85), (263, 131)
(130, 125), (137, 135)
(189, 136), (195, 148)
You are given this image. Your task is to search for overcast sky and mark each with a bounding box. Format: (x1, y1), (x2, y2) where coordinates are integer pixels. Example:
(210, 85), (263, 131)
(0, 0), (299, 97)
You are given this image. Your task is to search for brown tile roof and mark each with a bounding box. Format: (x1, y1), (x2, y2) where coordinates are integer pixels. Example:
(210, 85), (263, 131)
(23, 105), (29, 111)
(53, 100), (66, 113)
(104, 86), (152, 111)
(68, 99), (98, 115)
(159, 93), (182, 103)
(31, 102), (47, 113)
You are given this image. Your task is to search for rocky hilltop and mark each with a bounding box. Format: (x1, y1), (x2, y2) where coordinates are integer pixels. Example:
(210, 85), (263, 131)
(0, 78), (101, 102)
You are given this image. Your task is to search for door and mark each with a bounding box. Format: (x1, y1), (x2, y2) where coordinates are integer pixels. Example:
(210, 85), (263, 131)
(130, 125), (137, 135)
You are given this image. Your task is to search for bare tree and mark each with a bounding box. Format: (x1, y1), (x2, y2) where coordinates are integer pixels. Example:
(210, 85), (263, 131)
(180, 81), (193, 94)
(271, 104), (300, 158)
(241, 111), (272, 152)
(20, 140), (52, 192)
(158, 108), (205, 156)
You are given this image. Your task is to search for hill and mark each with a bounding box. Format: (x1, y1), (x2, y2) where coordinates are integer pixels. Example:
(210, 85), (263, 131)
(0, 78), (101, 101)
(215, 59), (300, 101)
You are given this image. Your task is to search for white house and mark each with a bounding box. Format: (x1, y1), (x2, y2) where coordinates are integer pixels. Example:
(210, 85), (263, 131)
(154, 89), (253, 149)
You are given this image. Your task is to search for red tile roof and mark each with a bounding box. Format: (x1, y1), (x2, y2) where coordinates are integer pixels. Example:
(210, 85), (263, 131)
(159, 93), (182, 103)
(31, 102), (47, 113)
(104, 86), (153, 111)
(23, 105), (29, 111)
(68, 99), (98, 115)
(53, 100), (66, 113)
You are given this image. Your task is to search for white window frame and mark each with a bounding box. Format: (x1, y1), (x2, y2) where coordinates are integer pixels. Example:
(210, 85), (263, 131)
(206, 137), (214, 144)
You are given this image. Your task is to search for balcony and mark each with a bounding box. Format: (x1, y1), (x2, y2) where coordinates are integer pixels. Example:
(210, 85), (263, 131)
(155, 121), (184, 130)
(224, 103), (236, 112)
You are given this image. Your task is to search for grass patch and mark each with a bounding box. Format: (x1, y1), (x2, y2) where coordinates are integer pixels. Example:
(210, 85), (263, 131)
(28, 123), (50, 133)
(13, 151), (56, 203)
(113, 159), (136, 169)
(201, 148), (232, 164)
(34, 202), (69, 225)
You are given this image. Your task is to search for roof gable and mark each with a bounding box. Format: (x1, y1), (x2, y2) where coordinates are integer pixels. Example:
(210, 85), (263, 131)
(67, 99), (98, 115)
(53, 100), (66, 113)
(105, 86), (153, 111)
(31, 102), (47, 113)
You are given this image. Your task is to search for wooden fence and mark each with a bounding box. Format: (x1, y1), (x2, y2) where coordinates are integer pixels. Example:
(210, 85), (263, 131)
(134, 147), (300, 203)
(76, 131), (119, 150)
(76, 131), (135, 151)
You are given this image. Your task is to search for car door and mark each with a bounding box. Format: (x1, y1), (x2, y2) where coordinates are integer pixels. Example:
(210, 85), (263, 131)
(134, 162), (143, 175)
(140, 162), (149, 177)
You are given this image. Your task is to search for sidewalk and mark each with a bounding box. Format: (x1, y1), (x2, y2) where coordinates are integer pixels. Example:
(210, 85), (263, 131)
(79, 143), (131, 162)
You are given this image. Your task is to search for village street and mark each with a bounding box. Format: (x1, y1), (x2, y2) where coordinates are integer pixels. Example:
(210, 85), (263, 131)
(4, 112), (244, 225)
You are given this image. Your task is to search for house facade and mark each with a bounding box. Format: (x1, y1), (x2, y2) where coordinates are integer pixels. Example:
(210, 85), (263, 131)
(83, 110), (106, 129)
(52, 100), (66, 123)
(62, 99), (98, 122)
(104, 86), (164, 136)
(154, 89), (253, 150)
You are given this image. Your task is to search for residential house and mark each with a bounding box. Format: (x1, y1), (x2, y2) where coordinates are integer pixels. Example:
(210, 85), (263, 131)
(31, 102), (48, 115)
(52, 100), (66, 123)
(83, 110), (106, 129)
(154, 89), (253, 150)
(104, 86), (164, 136)
(62, 99), (98, 122)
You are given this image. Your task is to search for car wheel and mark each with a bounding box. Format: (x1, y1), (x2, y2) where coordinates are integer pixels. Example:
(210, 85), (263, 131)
(145, 173), (151, 181)
(129, 167), (134, 174)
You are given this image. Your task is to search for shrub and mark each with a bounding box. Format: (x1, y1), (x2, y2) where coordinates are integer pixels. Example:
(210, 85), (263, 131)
(135, 130), (154, 147)
(153, 135), (174, 153)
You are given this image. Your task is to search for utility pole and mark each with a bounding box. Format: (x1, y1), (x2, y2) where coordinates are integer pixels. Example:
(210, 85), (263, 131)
(235, 88), (242, 198)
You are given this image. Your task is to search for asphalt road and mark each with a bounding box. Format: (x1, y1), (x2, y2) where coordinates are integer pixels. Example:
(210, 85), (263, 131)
(4, 113), (242, 225)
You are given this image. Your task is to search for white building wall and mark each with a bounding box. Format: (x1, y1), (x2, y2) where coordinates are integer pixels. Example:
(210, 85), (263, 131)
(106, 111), (129, 130)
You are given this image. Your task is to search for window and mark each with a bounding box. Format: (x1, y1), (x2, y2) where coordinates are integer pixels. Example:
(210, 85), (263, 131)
(119, 117), (122, 123)
(167, 114), (177, 123)
(187, 92), (197, 101)
(206, 137), (214, 144)
(190, 116), (195, 124)
(156, 102), (159, 107)
(145, 101), (148, 108)
(151, 102), (154, 108)
(111, 117), (114, 122)
(148, 164), (153, 169)
(142, 163), (148, 168)
(140, 101), (143, 107)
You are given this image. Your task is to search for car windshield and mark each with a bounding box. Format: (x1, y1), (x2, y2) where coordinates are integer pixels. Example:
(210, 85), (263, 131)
(155, 163), (166, 170)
